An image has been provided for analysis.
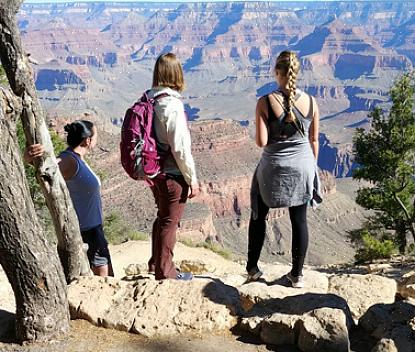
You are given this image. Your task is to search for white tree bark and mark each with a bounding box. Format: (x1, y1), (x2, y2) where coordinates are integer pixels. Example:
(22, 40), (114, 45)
(0, 0), (90, 281)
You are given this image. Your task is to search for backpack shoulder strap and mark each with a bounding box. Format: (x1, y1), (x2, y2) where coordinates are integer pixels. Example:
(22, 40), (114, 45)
(153, 92), (170, 102)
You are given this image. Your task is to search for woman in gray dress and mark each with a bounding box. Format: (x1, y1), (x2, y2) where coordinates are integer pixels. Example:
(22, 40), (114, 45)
(247, 51), (320, 288)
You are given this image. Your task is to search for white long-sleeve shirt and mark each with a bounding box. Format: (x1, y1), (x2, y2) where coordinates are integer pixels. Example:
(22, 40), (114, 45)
(148, 86), (198, 186)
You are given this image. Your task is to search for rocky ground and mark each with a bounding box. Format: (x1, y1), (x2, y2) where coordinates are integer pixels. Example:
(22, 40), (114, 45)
(1, 241), (415, 352)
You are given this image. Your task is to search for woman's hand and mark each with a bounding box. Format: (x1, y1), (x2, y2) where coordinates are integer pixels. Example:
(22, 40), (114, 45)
(24, 144), (45, 164)
(188, 184), (199, 199)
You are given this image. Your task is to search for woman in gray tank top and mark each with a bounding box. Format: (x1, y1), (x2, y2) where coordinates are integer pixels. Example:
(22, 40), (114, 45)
(246, 51), (320, 288)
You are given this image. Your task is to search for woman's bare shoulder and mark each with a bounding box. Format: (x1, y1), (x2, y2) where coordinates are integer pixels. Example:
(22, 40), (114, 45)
(57, 153), (78, 179)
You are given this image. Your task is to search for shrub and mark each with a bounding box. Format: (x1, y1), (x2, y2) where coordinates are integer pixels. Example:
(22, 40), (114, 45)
(353, 72), (415, 252)
(179, 238), (196, 247)
(179, 237), (232, 260)
(197, 240), (232, 260)
(355, 229), (397, 263)
(103, 212), (147, 244)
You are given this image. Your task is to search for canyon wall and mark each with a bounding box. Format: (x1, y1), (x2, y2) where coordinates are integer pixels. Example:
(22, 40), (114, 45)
(18, 1), (415, 177)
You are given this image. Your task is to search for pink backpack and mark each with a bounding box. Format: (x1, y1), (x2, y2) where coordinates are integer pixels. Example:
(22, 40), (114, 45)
(120, 91), (169, 182)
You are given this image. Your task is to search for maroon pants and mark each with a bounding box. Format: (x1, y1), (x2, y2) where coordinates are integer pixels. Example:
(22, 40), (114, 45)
(148, 175), (189, 280)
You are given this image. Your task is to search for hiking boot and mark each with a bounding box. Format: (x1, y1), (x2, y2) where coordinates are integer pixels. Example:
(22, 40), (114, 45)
(176, 272), (193, 281)
(286, 272), (304, 288)
(247, 266), (263, 282)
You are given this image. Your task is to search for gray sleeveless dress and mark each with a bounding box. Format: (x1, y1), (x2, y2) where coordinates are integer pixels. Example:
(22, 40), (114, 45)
(251, 90), (320, 218)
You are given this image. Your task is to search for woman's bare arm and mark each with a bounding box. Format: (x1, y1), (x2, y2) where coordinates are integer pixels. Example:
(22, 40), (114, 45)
(309, 96), (320, 161)
(57, 155), (77, 180)
(255, 97), (269, 148)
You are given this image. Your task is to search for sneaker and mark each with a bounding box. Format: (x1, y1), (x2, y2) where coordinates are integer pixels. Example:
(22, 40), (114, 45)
(247, 267), (263, 282)
(176, 272), (193, 281)
(286, 272), (304, 288)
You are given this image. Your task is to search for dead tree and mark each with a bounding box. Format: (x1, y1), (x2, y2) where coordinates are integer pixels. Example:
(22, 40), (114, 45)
(0, 0), (89, 281)
(0, 88), (70, 342)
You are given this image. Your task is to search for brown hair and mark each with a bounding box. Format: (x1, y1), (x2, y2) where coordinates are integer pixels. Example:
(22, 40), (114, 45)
(152, 53), (185, 92)
(275, 51), (300, 122)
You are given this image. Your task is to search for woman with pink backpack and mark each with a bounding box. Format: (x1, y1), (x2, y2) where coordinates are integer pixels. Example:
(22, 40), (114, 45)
(146, 53), (199, 281)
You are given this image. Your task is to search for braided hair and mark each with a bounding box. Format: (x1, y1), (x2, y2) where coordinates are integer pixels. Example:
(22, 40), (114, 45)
(275, 51), (300, 123)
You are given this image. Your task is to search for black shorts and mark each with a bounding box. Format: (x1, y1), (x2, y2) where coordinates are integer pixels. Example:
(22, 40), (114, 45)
(80, 224), (111, 268)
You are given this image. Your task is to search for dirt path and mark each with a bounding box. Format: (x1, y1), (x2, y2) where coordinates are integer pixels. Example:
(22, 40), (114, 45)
(109, 240), (246, 278)
(0, 320), (296, 352)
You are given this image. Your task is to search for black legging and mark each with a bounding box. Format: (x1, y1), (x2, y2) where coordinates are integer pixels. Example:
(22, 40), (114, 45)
(247, 193), (309, 277)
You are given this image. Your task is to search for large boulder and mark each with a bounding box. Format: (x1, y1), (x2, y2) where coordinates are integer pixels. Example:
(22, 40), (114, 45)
(241, 304), (351, 352)
(68, 276), (239, 337)
(328, 274), (397, 321)
(238, 265), (328, 311)
(298, 308), (350, 352)
(238, 267), (352, 352)
(259, 313), (298, 346)
(398, 270), (415, 300)
(360, 300), (415, 352)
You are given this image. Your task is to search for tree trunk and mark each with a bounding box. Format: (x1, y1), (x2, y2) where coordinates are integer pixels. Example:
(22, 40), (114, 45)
(0, 0), (89, 281)
(0, 88), (69, 342)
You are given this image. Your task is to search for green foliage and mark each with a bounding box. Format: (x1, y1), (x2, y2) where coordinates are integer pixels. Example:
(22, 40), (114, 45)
(353, 72), (415, 252)
(179, 237), (232, 260)
(354, 229), (397, 263)
(103, 212), (148, 245)
(0, 65), (8, 86)
(198, 240), (232, 260)
(179, 238), (197, 247)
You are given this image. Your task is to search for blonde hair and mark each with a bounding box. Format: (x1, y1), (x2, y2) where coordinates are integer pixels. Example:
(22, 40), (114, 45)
(152, 53), (185, 92)
(275, 51), (300, 122)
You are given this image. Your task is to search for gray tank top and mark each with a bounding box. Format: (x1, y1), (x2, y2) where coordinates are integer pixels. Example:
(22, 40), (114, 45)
(60, 149), (103, 231)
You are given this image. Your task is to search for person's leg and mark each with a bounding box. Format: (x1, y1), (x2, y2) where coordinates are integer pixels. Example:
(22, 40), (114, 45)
(246, 193), (269, 273)
(148, 185), (159, 273)
(92, 264), (112, 277)
(154, 176), (188, 280)
(82, 225), (114, 277)
(288, 203), (309, 277)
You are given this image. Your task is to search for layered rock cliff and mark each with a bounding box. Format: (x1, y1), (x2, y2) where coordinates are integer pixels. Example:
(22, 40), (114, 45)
(18, 1), (415, 179)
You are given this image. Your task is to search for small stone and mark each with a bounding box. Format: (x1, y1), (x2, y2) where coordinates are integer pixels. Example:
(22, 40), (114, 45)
(366, 264), (392, 274)
(371, 338), (398, 352)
